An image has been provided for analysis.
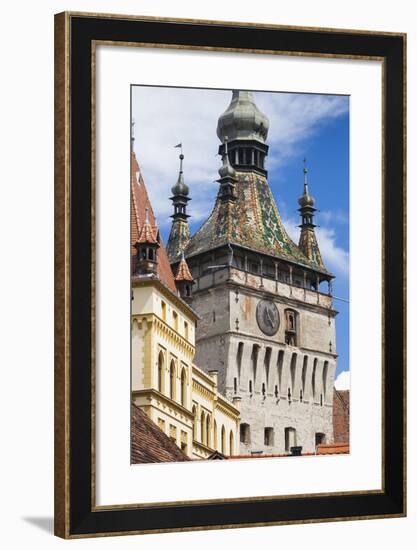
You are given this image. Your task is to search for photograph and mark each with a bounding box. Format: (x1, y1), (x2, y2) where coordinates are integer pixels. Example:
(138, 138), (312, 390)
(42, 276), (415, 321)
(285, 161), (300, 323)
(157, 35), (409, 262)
(130, 86), (350, 462)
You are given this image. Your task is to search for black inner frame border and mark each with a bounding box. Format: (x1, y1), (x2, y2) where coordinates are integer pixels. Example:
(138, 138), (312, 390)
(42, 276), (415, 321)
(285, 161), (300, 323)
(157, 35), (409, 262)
(69, 14), (405, 536)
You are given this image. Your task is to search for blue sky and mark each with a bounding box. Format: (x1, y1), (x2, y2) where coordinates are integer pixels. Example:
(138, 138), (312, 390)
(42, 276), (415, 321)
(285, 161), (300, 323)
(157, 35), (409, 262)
(132, 86), (350, 388)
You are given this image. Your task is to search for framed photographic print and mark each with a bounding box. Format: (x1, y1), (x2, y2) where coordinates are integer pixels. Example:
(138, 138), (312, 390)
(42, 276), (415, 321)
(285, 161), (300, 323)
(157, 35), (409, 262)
(54, 12), (406, 538)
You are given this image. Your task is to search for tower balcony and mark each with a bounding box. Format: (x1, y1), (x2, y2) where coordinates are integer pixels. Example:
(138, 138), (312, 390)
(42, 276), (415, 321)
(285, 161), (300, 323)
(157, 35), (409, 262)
(192, 264), (334, 310)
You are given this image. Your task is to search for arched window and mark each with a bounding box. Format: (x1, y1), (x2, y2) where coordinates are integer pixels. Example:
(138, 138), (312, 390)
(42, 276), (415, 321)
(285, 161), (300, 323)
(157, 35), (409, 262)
(322, 360), (329, 401)
(251, 344), (260, 385)
(169, 360), (176, 400)
(192, 406), (197, 440)
(236, 342), (244, 386)
(221, 425), (226, 454)
(206, 415), (211, 448)
(302, 355), (308, 395)
(290, 353), (297, 394)
(312, 358), (318, 401)
(264, 347), (272, 389)
(213, 420), (218, 450)
(200, 411), (206, 445)
(180, 368), (187, 407)
(277, 349), (284, 394)
(229, 430), (234, 456)
(157, 351), (164, 393)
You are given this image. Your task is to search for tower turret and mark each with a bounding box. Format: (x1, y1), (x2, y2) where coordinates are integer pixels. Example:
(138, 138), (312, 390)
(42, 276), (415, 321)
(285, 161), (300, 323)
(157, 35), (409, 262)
(167, 149), (191, 260)
(134, 208), (160, 277)
(298, 160), (325, 269)
(175, 251), (194, 300)
(217, 136), (238, 202)
(217, 90), (269, 175)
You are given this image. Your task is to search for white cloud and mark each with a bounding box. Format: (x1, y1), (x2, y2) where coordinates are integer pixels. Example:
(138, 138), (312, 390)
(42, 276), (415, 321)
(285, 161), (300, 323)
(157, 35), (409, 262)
(132, 87), (348, 228)
(335, 370), (350, 390)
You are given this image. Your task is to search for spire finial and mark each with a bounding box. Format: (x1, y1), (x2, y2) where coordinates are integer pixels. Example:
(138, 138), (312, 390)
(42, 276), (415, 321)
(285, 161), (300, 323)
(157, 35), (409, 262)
(303, 157), (308, 191)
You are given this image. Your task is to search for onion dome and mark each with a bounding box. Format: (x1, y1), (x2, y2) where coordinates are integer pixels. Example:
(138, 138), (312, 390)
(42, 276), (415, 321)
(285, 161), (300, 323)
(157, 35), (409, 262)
(171, 154), (189, 196)
(217, 90), (269, 144)
(218, 137), (237, 179)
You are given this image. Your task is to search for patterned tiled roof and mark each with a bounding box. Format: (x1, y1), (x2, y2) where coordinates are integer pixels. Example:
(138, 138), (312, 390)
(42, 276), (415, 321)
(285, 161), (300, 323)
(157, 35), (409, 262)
(186, 170), (329, 273)
(131, 152), (178, 293)
(131, 404), (190, 463)
(167, 220), (190, 260)
(298, 227), (325, 269)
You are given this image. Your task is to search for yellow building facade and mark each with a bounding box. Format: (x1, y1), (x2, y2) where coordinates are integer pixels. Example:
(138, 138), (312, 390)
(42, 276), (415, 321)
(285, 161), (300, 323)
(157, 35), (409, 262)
(131, 274), (240, 460)
(130, 150), (239, 460)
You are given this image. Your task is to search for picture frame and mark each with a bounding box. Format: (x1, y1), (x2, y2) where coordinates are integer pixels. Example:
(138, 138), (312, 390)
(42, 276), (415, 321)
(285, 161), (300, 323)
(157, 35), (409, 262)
(54, 11), (406, 538)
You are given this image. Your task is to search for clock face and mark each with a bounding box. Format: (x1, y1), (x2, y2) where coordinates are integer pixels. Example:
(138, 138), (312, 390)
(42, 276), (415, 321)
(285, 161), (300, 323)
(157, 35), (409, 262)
(256, 299), (280, 336)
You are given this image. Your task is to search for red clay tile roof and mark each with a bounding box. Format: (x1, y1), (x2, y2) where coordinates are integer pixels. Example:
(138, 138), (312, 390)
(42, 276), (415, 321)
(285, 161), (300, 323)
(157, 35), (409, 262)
(137, 210), (158, 244)
(131, 404), (190, 464)
(333, 389), (350, 444)
(175, 257), (194, 282)
(229, 453), (315, 459)
(317, 443), (349, 455)
(131, 153), (177, 293)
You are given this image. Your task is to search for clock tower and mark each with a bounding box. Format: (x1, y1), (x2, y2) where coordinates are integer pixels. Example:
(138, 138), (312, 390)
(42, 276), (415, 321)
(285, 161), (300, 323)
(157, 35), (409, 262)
(168, 90), (338, 455)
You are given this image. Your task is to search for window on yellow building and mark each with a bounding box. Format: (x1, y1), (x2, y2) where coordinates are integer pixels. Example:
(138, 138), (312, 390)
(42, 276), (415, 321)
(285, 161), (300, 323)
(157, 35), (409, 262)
(180, 368), (187, 407)
(157, 351), (164, 393)
(192, 406), (197, 440)
(221, 425), (226, 454)
(200, 411), (206, 445)
(161, 300), (166, 322)
(169, 360), (176, 400)
(184, 321), (189, 340)
(229, 430), (234, 456)
(206, 415), (211, 448)
(173, 310), (178, 332)
(213, 420), (217, 450)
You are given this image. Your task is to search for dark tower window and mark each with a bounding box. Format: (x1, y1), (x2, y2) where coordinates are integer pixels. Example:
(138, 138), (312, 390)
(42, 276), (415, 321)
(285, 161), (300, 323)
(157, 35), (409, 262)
(249, 380), (253, 395)
(285, 309), (298, 346)
(240, 423), (251, 444)
(264, 427), (274, 446)
(285, 427), (296, 452)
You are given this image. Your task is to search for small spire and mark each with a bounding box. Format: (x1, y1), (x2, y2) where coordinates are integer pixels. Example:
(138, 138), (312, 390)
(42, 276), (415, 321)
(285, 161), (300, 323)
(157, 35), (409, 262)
(175, 252), (194, 282)
(218, 136), (237, 181)
(137, 205), (158, 244)
(171, 148), (189, 197)
(298, 158), (315, 209)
